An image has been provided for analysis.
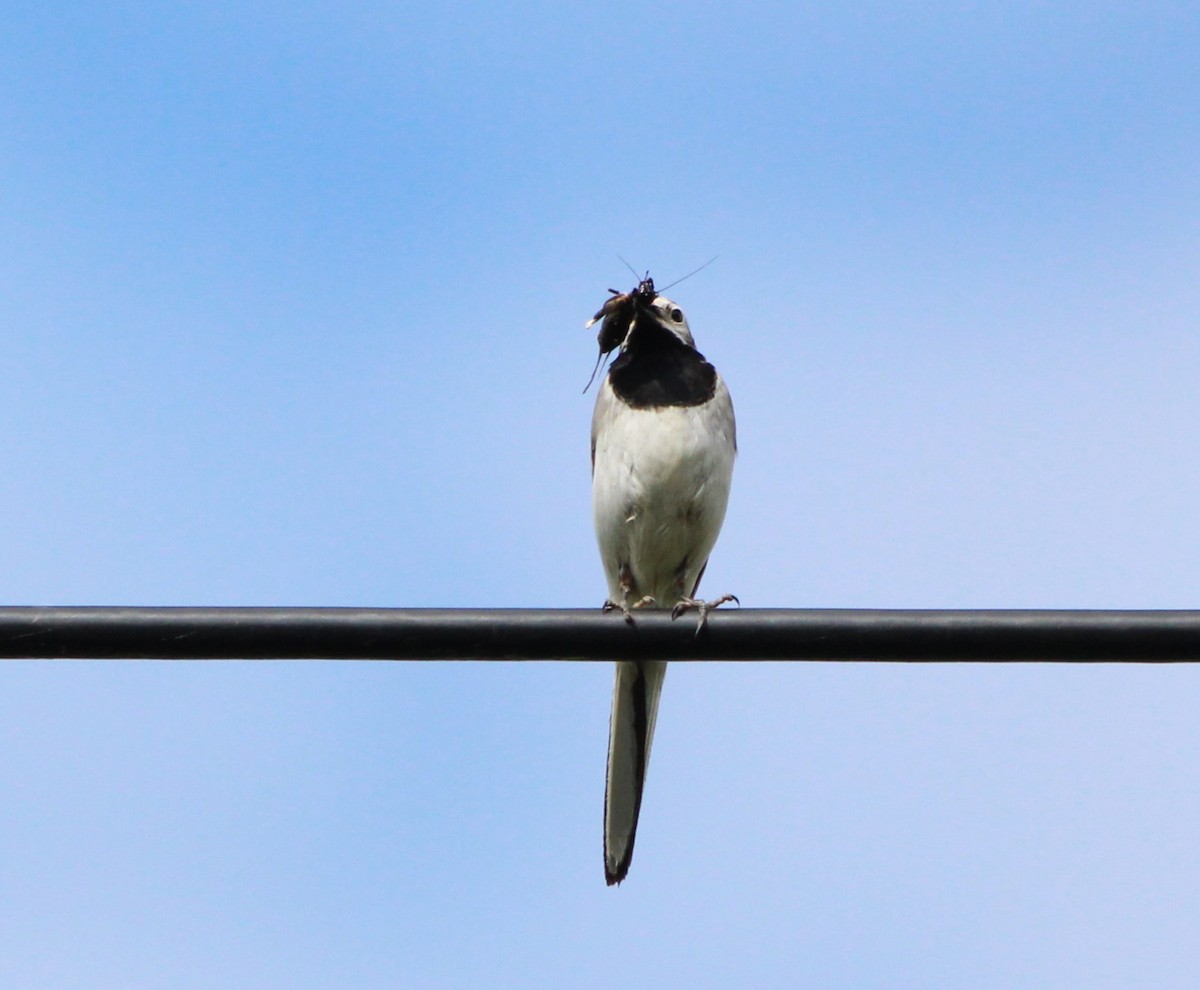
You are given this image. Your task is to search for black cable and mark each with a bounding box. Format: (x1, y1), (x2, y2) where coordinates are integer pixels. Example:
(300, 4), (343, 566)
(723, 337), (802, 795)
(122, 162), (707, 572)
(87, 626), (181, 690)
(2, 607), (1198, 662)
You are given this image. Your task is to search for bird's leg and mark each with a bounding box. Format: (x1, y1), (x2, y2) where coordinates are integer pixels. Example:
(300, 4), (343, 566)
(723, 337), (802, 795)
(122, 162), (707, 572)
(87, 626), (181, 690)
(671, 593), (740, 632)
(602, 564), (655, 624)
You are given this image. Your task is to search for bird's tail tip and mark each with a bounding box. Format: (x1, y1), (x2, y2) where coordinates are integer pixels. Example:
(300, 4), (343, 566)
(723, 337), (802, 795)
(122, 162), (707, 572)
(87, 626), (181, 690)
(604, 855), (631, 887)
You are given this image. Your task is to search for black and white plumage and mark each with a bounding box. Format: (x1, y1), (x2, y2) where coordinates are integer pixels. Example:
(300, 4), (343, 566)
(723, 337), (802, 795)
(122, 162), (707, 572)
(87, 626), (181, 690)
(586, 276), (736, 885)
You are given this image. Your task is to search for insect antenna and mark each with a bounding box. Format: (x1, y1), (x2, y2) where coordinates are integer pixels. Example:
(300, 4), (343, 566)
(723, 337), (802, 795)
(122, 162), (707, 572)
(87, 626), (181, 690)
(658, 255), (718, 293)
(616, 254), (641, 281)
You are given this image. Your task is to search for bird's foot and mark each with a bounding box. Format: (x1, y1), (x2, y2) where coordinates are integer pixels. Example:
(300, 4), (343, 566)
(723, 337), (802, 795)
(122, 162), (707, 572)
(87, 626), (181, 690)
(671, 593), (740, 632)
(603, 595), (657, 625)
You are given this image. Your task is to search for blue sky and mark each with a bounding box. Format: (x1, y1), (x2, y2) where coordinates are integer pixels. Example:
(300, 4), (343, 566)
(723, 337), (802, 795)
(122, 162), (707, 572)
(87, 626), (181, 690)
(2, 2), (1199, 986)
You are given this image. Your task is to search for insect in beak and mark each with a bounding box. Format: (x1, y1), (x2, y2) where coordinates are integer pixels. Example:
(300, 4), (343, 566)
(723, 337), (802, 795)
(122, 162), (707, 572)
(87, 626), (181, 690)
(581, 273), (666, 392)
(585, 288), (627, 330)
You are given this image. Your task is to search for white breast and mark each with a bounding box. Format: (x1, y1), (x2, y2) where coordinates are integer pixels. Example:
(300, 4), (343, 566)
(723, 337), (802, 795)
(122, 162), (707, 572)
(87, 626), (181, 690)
(591, 375), (736, 606)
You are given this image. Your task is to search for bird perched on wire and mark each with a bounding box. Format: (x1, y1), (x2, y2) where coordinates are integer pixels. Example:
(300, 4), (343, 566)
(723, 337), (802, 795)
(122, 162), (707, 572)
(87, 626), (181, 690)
(586, 273), (737, 885)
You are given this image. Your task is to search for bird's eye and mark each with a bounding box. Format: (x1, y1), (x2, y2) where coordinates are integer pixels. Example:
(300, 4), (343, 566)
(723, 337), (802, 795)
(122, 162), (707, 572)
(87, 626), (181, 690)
(670, 308), (683, 322)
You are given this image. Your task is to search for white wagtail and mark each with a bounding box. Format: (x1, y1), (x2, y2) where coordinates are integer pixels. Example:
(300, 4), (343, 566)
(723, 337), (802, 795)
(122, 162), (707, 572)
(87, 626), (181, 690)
(586, 275), (737, 885)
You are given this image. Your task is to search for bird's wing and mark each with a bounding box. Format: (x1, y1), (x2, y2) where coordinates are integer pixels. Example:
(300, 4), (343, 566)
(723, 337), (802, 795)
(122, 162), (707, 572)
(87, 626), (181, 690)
(590, 378), (618, 475)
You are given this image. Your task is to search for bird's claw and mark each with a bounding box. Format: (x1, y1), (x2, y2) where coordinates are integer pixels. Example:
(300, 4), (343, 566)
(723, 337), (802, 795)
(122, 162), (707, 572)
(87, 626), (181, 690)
(671, 593), (740, 633)
(603, 595), (657, 625)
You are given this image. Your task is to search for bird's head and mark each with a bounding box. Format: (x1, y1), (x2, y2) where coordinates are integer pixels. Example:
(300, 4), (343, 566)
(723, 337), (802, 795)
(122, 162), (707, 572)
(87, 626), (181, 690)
(585, 275), (694, 357)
